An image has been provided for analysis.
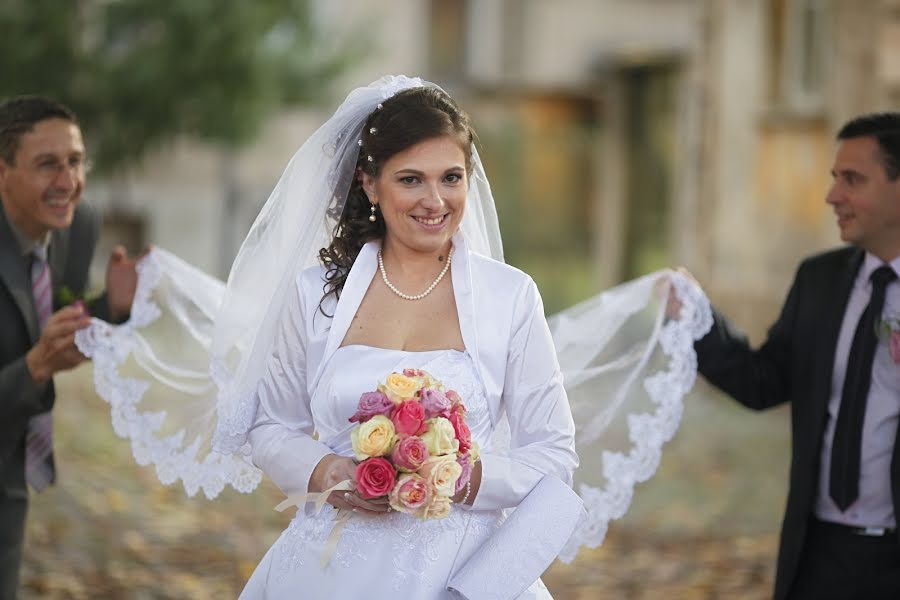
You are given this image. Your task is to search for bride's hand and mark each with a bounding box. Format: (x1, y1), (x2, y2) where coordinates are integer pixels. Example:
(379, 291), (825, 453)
(310, 454), (391, 514)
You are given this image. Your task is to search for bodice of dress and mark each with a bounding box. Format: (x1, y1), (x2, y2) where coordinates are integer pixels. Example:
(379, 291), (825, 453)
(311, 345), (495, 457)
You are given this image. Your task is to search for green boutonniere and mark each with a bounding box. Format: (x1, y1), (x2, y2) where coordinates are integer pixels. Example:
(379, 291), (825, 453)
(54, 285), (102, 313)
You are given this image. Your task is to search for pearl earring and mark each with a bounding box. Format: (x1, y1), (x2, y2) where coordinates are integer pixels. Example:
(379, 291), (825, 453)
(369, 204), (377, 222)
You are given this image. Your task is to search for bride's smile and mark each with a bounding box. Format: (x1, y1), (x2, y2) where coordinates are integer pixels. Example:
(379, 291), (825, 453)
(363, 135), (467, 257)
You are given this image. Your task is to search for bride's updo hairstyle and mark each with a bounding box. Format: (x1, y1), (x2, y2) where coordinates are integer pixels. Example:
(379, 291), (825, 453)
(318, 86), (476, 307)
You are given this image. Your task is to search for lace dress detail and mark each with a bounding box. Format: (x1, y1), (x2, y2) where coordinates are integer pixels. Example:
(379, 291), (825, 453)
(276, 507), (503, 592)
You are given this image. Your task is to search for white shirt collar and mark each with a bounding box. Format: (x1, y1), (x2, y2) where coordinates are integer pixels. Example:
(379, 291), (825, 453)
(861, 252), (900, 287)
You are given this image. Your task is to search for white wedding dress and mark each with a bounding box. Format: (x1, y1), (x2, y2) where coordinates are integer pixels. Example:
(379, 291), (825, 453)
(240, 345), (551, 599)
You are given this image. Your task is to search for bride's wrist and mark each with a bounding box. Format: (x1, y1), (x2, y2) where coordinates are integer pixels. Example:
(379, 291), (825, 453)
(452, 460), (481, 505)
(454, 481), (472, 505)
(309, 453), (341, 493)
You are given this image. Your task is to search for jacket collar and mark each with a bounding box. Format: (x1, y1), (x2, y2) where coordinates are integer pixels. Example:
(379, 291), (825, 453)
(0, 205), (39, 341)
(49, 223), (70, 296)
(314, 231), (481, 389)
(811, 246), (864, 428)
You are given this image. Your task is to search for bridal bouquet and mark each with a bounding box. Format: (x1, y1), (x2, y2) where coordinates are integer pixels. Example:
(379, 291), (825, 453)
(348, 369), (478, 520)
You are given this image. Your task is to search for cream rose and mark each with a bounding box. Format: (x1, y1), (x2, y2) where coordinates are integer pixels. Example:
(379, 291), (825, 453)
(420, 417), (459, 456)
(350, 415), (396, 460)
(378, 373), (421, 404)
(468, 441), (480, 463)
(419, 455), (463, 498)
(420, 495), (452, 520)
(402, 368), (443, 390)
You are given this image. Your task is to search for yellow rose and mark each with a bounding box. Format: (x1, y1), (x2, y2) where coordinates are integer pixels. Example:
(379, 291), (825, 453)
(350, 415), (396, 460)
(468, 441), (480, 463)
(421, 373), (442, 390)
(378, 373), (421, 404)
(401, 368), (441, 390)
(419, 455), (462, 498)
(420, 417), (459, 456)
(420, 495), (452, 520)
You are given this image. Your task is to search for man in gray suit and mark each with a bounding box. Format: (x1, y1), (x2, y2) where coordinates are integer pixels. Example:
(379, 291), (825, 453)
(0, 96), (140, 599)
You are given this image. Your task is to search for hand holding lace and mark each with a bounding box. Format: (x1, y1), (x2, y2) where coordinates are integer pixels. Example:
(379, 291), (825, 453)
(664, 267), (700, 320)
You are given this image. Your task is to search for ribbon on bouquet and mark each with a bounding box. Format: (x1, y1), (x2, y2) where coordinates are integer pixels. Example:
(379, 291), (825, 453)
(275, 479), (355, 569)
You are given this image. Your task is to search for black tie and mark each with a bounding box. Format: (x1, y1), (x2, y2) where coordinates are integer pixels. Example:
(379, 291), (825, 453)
(830, 265), (897, 511)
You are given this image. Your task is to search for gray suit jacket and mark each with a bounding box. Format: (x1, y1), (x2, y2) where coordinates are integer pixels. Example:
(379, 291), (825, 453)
(0, 202), (108, 500)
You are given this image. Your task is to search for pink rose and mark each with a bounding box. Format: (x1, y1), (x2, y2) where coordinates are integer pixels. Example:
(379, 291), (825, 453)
(448, 410), (472, 454)
(891, 330), (900, 364)
(420, 388), (452, 419)
(403, 368), (426, 378)
(391, 435), (429, 472)
(355, 457), (396, 499)
(455, 454), (472, 494)
(349, 391), (394, 423)
(389, 473), (432, 512)
(391, 400), (427, 436)
(446, 390), (466, 416)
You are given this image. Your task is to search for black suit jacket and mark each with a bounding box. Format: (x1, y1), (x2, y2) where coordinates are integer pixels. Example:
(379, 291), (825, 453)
(0, 202), (108, 500)
(695, 245), (900, 600)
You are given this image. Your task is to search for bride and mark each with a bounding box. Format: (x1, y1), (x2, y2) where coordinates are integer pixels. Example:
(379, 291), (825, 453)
(76, 76), (712, 599)
(241, 81), (579, 598)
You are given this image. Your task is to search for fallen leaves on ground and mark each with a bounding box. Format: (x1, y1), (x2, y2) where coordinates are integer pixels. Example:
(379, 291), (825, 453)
(21, 369), (786, 599)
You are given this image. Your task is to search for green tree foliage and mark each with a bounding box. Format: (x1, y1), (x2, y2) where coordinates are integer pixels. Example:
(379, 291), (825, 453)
(0, 0), (359, 170)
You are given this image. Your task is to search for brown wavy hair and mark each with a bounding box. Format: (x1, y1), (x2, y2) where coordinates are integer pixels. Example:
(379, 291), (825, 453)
(317, 86), (476, 313)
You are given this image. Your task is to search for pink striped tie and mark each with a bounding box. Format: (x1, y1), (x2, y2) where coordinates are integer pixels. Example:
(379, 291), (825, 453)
(26, 249), (55, 492)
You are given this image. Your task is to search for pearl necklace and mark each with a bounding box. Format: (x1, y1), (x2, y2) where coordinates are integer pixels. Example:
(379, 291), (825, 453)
(378, 248), (454, 301)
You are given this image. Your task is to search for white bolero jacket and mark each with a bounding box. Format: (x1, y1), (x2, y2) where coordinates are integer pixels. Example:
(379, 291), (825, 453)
(248, 232), (579, 512)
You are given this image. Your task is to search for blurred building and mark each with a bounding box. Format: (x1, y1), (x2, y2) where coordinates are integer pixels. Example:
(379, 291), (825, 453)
(90, 0), (899, 333)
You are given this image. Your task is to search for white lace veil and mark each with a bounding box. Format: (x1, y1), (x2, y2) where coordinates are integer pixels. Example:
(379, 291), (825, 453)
(75, 75), (711, 561)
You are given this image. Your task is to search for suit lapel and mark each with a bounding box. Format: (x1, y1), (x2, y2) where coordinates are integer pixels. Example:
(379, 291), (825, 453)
(0, 207), (39, 343)
(809, 248), (864, 436)
(49, 226), (70, 300)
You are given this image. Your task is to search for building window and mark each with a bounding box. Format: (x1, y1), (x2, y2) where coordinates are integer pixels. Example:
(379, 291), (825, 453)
(429, 0), (467, 79)
(781, 0), (829, 112)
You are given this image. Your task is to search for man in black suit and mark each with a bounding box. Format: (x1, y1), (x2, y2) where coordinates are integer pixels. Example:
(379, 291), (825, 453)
(0, 96), (140, 599)
(685, 113), (900, 599)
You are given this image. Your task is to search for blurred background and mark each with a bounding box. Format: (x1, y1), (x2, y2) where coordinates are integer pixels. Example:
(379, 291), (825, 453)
(2, 0), (899, 598)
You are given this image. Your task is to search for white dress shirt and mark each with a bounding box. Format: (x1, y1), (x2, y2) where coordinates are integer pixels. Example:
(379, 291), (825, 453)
(815, 252), (900, 528)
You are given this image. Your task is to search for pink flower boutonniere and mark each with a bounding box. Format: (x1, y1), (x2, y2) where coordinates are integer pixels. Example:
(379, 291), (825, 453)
(891, 331), (900, 364)
(877, 316), (900, 363)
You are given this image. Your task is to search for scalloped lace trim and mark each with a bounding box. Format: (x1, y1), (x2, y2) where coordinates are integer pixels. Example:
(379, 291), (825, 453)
(74, 252), (261, 499)
(558, 274), (713, 562)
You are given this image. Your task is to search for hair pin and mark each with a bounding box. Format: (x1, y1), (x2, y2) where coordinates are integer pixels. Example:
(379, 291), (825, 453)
(369, 127), (377, 134)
